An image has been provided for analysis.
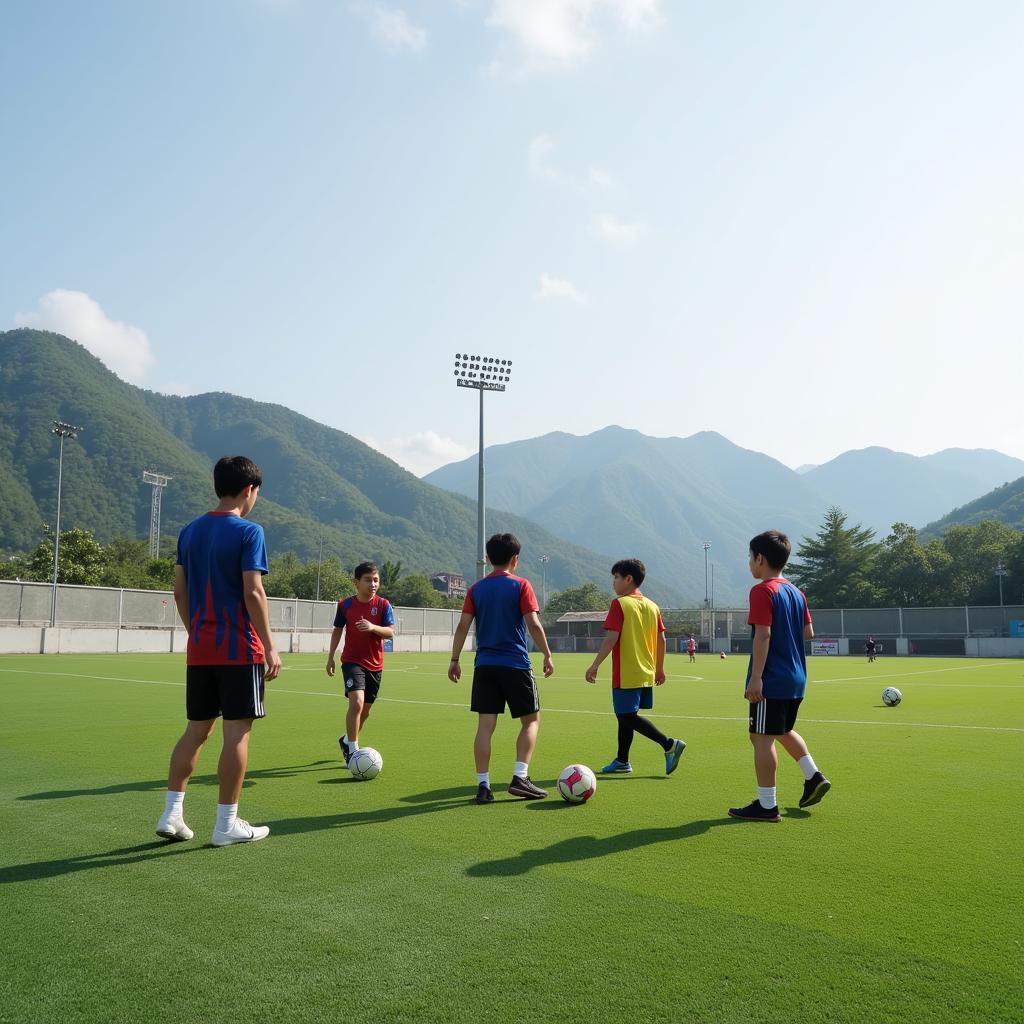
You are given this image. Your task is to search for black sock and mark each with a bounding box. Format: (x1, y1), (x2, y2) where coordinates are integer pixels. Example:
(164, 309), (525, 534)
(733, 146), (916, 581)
(616, 713), (635, 763)
(633, 715), (671, 750)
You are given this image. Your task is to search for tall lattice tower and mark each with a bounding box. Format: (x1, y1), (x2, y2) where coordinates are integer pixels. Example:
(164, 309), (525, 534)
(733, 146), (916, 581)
(142, 471), (172, 558)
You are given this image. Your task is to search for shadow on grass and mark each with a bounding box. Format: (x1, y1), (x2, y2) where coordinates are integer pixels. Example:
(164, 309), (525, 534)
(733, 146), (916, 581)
(17, 760), (338, 801)
(466, 817), (745, 877)
(0, 839), (212, 884)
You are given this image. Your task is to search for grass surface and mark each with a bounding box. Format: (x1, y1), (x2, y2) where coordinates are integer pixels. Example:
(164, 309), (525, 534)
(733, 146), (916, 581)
(1, 652), (1022, 1024)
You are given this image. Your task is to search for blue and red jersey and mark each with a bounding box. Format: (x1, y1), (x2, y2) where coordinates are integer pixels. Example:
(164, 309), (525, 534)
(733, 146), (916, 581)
(177, 511), (269, 666)
(333, 595), (395, 672)
(746, 577), (813, 699)
(462, 571), (539, 670)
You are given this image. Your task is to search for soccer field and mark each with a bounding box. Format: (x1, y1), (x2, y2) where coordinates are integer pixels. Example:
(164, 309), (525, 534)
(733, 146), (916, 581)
(1, 652), (1021, 1024)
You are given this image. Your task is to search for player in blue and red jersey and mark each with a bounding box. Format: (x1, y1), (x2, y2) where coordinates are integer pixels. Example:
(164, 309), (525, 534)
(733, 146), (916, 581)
(728, 530), (830, 822)
(156, 456), (281, 847)
(326, 561), (395, 767)
(449, 533), (555, 804)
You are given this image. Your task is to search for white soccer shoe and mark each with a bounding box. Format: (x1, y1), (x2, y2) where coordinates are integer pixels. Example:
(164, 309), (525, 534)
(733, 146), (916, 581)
(211, 818), (270, 847)
(155, 814), (195, 842)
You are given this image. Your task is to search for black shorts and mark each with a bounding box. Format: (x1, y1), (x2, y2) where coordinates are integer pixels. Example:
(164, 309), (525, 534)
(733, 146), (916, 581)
(749, 697), (802, 736)
(471, 665), (540, 719)
(343, 663), (382, 704)
(186, 664), (266, 721)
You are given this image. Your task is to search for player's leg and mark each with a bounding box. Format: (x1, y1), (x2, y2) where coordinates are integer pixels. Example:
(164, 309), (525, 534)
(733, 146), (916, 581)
(212, 664), (269, 846)
(728, 699), (782, 821)
(615, 712), (636, 765)
(505, 669), (546, 798)
(167, 718), (216, 791)
(474, 713), (498, 772)
(340, 663), (369, 762)
(357, 671), (381, 735)
(780, 714), (830, 808)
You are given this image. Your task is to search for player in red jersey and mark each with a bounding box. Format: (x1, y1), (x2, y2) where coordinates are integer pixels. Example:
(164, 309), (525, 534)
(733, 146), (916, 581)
(326, 561), (395, 767)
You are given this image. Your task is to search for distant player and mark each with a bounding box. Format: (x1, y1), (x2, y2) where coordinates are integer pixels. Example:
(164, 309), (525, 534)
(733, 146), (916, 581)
(728, 530), (830, 822)
(326, 561), (396, 767)
(865, 636), (877, 663)
(686, 634), (697, 662)
(449, 533), (554, 803)
(156, 456), (281, 847)
(585, 558), (686, 776)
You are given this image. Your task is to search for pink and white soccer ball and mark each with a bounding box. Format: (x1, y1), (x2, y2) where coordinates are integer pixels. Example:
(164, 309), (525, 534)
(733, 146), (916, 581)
(557, 764), (597, 804)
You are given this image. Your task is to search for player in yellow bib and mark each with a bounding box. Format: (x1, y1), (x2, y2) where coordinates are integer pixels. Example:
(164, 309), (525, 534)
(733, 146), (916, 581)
(585, 558), (686, 775)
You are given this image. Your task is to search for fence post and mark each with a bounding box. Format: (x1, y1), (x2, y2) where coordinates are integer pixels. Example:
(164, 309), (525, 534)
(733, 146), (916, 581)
(840, 609), (845, 637)
(17, 583), (24, 626)
(898, 606), (904, 637)
(964, 606), (970, 636)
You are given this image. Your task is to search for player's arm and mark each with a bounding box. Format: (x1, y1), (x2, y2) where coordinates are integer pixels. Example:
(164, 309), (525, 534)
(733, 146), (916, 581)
(804, 622), (814, 641)
(243, 569), (281, 681)
(745, 623), (770, 702)
(524, 610), (554, 678)
(325, 626), (344, 676)
(448, 612), (474, 682)
(173, 565), (189, 632)
(585, 631), (618, 683)
(655, 630), (667, 684)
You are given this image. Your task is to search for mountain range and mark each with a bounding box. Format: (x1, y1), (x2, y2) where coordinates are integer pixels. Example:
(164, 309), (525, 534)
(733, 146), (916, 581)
(425, 428), (1024, 603)
(0, 329), (687, 605)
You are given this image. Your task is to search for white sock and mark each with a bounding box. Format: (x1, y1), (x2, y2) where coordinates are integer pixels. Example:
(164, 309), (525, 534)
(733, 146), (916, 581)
(349, 737), (360, 752)
(164, 791), (185, 816)
(757, 787), (777, 810)
(216, 803), (238, 831)
(477, 772), (490, 786)
(513, 761), (528, 779)
(798, 755), (818, 781)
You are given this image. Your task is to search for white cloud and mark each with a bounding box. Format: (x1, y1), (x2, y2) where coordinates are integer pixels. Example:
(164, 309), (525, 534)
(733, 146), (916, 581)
(595, 213), (646, 243)
(352, 3), (428, 54)
(360, 430), (473, 476)
(486, 0), (662, 71)
(528, 134), (559, 181)
(535, 272), (588, 304)
(14, 289), (155, 383)
(589, 167), (613, 188)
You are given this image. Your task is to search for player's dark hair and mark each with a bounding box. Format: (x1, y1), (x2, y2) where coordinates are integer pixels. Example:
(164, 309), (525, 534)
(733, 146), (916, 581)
(612, 558), (646, 586)
(749, 530), (791, 570)
(213, 456), (263, 498)
(486, 533), (521, 567)
(353, 561), (379, 580)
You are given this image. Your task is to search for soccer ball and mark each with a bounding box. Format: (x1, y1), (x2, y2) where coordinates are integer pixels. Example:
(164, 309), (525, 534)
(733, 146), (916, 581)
(557, 764), (597, 804)
(882, 687), (902, 707)
(349, 747), (383, 780)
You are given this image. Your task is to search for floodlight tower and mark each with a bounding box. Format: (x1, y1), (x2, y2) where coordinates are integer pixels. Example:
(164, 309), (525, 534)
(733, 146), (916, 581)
(539, 554), (550, 610)
(50, 420), (83, 626)
(995, 561), (1008, 632)
(142, 471), (173, 559)
(453, 353), (512, 581)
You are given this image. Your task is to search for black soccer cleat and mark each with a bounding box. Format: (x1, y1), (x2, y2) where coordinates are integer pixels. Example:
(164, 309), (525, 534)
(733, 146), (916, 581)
(728, 799), (781, 822)
(508, 775), (547, 800)
(475, 783), (494, 804)
(799, 771), (831, 808)
(339, 736), (351, 765)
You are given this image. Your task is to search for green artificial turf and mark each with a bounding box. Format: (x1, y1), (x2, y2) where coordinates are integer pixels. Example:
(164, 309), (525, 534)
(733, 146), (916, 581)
(1, 652), (1021, 1024)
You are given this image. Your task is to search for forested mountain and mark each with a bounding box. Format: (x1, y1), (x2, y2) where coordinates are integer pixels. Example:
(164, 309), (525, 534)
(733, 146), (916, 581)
(922, 477), (1024, 535)
(0, 329), (687, 604)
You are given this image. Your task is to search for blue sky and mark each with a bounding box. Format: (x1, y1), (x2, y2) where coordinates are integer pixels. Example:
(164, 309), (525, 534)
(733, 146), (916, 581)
(3, 1), (1022, 475)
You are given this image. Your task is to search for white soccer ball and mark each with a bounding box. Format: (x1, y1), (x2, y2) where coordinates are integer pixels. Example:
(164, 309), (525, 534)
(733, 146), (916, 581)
(557, 764), (597, 804)
(882, 687), (902, 707)
(349, 747), (383, 780)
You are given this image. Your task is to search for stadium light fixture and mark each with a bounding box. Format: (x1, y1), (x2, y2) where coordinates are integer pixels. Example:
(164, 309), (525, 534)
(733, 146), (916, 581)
(315, 496), (328, 602)
(539, 554), (550, 609)
(453, 353), (513, 580)
(50, 420), (83, 627)
(142, 470), (172, 559)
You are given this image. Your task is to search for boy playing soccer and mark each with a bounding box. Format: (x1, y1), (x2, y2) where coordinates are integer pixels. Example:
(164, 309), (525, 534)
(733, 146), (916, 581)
(156, 456), (281, 847)
(449, 533), (555, 803)
(326, 561), (396, 767)
(686, 635), (697, 662)
(728, 530), (831, 822)
(585, 559), (686, 776)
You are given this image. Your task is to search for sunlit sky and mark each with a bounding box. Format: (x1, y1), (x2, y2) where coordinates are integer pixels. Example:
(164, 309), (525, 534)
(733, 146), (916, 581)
(3, 1), (1022, 475)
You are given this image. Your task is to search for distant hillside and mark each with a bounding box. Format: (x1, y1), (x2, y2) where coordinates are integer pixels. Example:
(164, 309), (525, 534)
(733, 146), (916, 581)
(0, 330), (686, 605)
(922, 477), (1024, 536)
(802, 447), (1024, 535)
(425, 427), (834, 604)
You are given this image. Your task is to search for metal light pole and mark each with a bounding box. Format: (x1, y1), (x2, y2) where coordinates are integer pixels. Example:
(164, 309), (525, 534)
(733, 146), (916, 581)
(50, 420), (83, 627)
(315, 496), (327, 602)
(142, 470), (172, 559)
(539, 554), (550, 609)
(702, 542), (711, 607)
(995, 561), (1008, 633)
(453, 353), (512, 580)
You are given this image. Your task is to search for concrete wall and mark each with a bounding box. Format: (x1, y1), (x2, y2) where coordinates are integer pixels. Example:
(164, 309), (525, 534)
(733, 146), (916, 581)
(964, 638), (1024, 658)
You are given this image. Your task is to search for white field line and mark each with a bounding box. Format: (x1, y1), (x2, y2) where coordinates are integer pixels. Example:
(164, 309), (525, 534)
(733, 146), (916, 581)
(1, 668), (1021, 733)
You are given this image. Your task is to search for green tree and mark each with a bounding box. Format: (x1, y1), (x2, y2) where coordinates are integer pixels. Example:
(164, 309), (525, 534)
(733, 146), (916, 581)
(874, 523), (953, 606)
(24, 527), (106, 586)
(291, 558), (355, 602)
(544, 582), (611, 616)
(788, 507), (879, 608)
(388, 573), (449, 608)
(941, 520), (1022, 605)
(264, 552), (302, 598)
(379, 559), (403, 591)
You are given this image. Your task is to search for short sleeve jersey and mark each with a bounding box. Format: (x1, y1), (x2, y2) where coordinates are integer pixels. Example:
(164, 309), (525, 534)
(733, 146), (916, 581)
(462, 571), (539, 670)
(333, 595), (395, 672)
(747, 577), (813, 699)
(177, 511), (269, 666)
(686, 637), (696, 654)
(603, 591), (665, 688)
